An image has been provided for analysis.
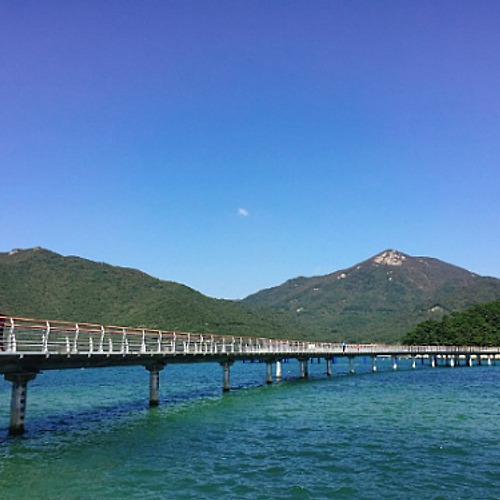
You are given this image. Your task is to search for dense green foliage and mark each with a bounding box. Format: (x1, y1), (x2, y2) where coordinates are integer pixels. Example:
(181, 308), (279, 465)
(0, 248), (312, 339)
(403, 300), (500, 346)
(2, 248), (500, 344)
(244, 250), (500, 343)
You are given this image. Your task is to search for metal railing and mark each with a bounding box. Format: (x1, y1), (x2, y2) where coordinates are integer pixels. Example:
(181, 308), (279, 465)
(0, 315), (344, 357)
(1, 315), (499, 359)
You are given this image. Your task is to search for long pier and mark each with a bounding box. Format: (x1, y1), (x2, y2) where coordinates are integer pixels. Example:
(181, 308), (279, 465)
(1, 315), (499, 435)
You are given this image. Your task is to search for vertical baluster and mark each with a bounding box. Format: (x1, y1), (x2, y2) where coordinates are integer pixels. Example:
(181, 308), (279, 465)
(42, 321), (50, 354)
(157, 331), (162, 354)
(72, 324), (79, 354)
(121, 329), (127, 354)
(99, 326), (105, 353)
(8, 318), (16, 353)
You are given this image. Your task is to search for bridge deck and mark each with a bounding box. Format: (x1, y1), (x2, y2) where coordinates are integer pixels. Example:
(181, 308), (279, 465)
(1, 315), (499, 436)
(1, 315), (499, 374)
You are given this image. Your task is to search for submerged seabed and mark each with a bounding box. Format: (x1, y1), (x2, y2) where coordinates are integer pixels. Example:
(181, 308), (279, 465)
(1, 358), (499, 499)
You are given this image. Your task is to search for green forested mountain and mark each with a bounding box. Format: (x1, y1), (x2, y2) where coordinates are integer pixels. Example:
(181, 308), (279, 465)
(243, 250), (500, 343)
(403, 300), (500, 346)
(0, 248), (309, 339)
(2, 248), (500, 344)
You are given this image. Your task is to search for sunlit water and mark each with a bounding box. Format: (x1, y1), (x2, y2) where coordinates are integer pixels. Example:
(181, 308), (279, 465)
(1, 358), (499, 499)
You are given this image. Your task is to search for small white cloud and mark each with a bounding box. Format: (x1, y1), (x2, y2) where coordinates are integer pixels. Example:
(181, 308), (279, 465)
(237, 208), (250, 217)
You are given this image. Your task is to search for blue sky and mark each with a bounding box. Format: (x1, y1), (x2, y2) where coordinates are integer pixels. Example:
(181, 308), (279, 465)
(1, 1), (499, 298)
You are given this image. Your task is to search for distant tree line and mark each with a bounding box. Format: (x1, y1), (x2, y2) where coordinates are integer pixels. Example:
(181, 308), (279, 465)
(403, 300), (500, 346)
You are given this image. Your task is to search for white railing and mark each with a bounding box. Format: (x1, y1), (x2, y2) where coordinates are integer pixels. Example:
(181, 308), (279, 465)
(0, 315), (499, 359)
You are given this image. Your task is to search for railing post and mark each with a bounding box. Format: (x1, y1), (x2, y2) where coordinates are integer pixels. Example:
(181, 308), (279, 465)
(121, 329), (127, 354)
(5, 372), (38, 436)
(42, 321), (50, 354)
(8, 318), (16, 353)
(72, 324), (79, 354)
(157, 331), (163, 354)
(99, 326), (105, 353)
(172, 332), (177, 354)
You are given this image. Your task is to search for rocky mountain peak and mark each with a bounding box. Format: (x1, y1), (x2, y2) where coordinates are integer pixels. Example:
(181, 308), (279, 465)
(372, 249), (407, 267)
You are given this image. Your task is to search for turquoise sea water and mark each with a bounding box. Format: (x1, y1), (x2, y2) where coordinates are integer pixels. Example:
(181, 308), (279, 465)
(1, 358), (500, 499)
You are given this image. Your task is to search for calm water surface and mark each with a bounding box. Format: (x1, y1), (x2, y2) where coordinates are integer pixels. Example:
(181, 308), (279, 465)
(1, 358), (499, 499)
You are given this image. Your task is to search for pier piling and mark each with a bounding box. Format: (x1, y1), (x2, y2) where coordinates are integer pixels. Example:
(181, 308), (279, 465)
(276, 360), (282, 380)
(349, 357), (355, 374)
(5, 372), (38, 436)
(221, 361), (234, 392)
(145, 364), (166, 407)
(326, 358), (332, 376)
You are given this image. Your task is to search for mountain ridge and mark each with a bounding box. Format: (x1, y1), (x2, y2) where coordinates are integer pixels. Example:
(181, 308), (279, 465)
(0, 247), (309, 339)
(2, 247), (500, 343)
(243, 249), (500, 343)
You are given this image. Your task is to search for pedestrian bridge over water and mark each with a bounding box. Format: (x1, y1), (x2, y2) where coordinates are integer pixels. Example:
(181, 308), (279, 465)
(1, 315), (499, 435)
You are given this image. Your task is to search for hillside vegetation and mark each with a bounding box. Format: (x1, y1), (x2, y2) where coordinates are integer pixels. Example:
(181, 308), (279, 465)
(2, 248), (500, 344)
(0, 248), (310, 339)
(403, 300), (500, 346)
(244, 250), (500, 343)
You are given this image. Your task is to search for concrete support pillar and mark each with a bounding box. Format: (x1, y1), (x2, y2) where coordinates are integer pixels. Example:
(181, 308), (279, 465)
(221, 361), (234, 392)
(5, 372), (38, 436)
(392, 356), (398, 370)
(349, 357), (355, 374)
(449, 356), (455, 368)
(431, 356), (436, 368)
(466, 355), (472, 367)
(266, 361), (273, 384)
(276, 360), (282, 380)
(326, 358), (332, 377)
(145, 363), (166, 407)
(371, 356), (377, 372)
(478, 355), (482, 366)
(299, 359), (308, 378)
